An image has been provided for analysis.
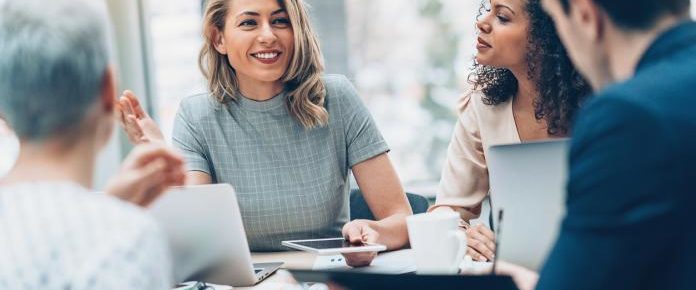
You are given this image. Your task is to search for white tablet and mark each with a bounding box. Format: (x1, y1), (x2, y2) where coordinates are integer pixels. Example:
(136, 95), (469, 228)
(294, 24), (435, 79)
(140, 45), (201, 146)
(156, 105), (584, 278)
(282, 238), (387, 254)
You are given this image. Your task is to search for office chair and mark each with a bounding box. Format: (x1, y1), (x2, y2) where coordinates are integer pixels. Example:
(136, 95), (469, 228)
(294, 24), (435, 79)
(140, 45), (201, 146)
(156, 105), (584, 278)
(349, 188), (430, 221)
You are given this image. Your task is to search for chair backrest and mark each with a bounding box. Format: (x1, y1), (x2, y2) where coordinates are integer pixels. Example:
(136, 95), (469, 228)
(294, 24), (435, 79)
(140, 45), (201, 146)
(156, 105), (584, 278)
(349, 189), (430, 221)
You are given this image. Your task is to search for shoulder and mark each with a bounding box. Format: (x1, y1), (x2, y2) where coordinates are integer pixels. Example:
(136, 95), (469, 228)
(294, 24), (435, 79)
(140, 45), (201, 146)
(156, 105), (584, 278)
(180, 92), (216, 108)
(177, 93), (222, 123)
(322, 74), (357, 101)
(59, 183), (163, 237)
(457, 89), (510, 125)
(570, 87), (678, 161)
(451, 91), (484, 139)
(74, 187), (163, 237)
(70, 189), (169, 266)
(0, 182), (164, 243)
(457, 90), (482, 113)
(321, 74), (363, 111)
(575, 85), (666, 131)
(322, 74), (353, 93)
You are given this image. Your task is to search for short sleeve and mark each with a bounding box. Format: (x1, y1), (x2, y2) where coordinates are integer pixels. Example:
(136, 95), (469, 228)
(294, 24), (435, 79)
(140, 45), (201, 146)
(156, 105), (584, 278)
(430, 92), (489, 221)
(171, 100), (211, 175)
(334, 75), (390, 167)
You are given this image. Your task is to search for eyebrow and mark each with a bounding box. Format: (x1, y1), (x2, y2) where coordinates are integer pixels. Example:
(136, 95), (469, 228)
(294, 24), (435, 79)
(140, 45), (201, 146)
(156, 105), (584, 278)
(236, 8), (287, 18)
(495, 4), (516, 15)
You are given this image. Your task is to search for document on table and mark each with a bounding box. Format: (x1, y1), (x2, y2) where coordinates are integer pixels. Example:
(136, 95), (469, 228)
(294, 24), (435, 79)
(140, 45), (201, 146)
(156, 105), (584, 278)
(311, 249), (491, 274)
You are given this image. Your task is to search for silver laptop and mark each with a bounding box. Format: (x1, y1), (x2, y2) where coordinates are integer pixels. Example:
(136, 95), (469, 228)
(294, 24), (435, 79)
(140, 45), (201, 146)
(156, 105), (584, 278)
(487, 139), (569, 270)
(148, 184), (283, 286)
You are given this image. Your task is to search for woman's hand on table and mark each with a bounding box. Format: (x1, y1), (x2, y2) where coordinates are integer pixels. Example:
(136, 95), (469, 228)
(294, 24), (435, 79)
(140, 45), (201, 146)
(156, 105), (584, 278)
(341, 219), (379, 267)
(465, 223), (496, 262)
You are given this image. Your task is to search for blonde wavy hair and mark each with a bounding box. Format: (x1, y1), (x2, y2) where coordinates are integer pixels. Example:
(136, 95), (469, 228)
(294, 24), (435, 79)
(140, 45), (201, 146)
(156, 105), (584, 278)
(199, 0), (328, 128)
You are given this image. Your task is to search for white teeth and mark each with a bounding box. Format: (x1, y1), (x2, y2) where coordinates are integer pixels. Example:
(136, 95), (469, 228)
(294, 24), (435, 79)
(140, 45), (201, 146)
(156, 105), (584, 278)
(254, 52), (278, 59)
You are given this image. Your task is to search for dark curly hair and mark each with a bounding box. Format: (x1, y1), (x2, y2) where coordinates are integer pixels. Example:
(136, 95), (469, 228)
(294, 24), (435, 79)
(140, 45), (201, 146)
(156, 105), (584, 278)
(470, 0), (591, 135)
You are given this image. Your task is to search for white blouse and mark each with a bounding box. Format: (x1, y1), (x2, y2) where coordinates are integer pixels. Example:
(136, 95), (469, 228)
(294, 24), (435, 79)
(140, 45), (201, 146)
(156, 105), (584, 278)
(0, 181), (172, 290)
(431, 91), (521, 221)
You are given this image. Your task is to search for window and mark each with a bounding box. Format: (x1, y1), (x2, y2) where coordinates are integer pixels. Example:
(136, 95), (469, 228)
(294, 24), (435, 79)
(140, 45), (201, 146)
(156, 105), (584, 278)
(1, 1), (693, 180)
(149, 0), (205, 140)
(148, 0), (479, 194)
(146, 0), (696, 193)
(344, 0), (479, 192)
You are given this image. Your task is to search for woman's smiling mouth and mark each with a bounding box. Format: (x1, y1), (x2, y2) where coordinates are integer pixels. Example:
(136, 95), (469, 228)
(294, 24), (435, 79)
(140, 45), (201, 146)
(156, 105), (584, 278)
(251, 50), (282, 64)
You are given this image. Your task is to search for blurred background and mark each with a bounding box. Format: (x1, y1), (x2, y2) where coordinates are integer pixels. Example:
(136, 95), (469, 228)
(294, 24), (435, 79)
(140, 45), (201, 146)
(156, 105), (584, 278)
(1, 0), (695, 196)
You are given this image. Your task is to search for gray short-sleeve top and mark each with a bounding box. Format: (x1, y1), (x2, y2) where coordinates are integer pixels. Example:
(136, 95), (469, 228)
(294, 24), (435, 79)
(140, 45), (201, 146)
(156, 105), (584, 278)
(172, 74), (389, 251)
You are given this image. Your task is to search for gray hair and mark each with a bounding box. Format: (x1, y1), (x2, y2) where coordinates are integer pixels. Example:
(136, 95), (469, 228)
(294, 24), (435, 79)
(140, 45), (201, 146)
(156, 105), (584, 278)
(0, 0), (112, 141)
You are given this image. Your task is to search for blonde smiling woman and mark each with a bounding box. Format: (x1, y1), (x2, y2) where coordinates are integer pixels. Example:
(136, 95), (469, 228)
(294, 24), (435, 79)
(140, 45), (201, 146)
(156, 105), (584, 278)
(117, 0), (412, 266)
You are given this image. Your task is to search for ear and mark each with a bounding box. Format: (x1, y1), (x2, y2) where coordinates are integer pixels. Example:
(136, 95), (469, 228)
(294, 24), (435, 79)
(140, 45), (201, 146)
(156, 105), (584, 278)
(91, 65), (116, 151)
(570, 0), (605, 43)
(100, 65), (116, 114)
(212, 28), (228, 55)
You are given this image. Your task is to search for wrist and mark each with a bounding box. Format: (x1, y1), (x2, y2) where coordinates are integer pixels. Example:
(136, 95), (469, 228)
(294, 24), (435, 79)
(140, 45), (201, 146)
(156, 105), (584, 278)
(139, 136), (164, 145)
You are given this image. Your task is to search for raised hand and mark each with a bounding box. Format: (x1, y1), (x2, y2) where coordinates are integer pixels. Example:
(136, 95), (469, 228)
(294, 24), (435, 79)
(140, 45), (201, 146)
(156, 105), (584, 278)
(105, 143), (185, 207)
(116, 90), (165, 144)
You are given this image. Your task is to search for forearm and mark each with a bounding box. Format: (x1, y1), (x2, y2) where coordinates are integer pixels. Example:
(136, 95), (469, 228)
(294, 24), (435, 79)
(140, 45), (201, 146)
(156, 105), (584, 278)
(429, 204), (481, 225)
(352, 153), (412, 250)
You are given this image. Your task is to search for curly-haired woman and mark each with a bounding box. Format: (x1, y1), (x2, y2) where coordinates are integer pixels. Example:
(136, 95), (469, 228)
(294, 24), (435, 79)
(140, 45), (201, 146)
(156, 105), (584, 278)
(116, 0), (412, 267)
(430, 0), (591, 262)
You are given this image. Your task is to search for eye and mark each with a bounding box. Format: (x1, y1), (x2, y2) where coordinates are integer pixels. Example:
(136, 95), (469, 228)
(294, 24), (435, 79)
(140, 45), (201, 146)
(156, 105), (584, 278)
(239, 19), (257, 27)
(272, 17), (290, 28)
(496, 14), (510, 23)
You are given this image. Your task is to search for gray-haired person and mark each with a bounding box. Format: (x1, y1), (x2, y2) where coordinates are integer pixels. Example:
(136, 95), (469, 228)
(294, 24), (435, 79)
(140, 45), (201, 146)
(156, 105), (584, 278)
(0, 0), (185, 289)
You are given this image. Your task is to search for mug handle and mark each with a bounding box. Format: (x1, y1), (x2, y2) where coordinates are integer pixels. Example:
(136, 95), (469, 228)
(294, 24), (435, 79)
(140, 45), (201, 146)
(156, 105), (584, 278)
(449, 230), (468, 269)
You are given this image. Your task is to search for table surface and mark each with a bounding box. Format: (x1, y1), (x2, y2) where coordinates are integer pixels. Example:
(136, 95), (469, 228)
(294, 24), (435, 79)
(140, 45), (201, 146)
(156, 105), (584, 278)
(235, 251), (319, 290)
(234, 250), (493, 289)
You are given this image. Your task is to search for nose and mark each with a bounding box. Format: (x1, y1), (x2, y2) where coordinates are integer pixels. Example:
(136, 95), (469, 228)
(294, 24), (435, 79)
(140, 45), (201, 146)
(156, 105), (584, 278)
(476, 17), (492, 34)
(257, 23), (278, 46)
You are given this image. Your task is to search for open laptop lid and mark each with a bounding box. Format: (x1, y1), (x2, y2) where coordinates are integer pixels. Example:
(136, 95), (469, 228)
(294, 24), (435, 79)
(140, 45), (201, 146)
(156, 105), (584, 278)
(487, 139), (569, 270)
(148, 184), (258, 285)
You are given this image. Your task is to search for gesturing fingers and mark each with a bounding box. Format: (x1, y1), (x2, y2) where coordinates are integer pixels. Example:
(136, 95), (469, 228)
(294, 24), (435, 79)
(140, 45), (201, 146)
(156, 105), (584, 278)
(360, 224), (379, 244)
(122, 90), (147, 119)
(467, 246), (488, 263)
(343, 224), (364, 244)
(466, 227), (496, 261)
(476, 223), (496, 242)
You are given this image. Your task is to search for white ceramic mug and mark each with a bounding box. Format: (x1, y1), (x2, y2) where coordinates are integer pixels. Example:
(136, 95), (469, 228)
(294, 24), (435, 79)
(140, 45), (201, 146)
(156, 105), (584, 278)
(407, 212), (467, 274)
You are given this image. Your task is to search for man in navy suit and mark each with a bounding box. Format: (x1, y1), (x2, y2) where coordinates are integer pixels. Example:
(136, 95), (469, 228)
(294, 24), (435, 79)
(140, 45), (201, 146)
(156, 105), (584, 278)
(500, 0), (696, 289)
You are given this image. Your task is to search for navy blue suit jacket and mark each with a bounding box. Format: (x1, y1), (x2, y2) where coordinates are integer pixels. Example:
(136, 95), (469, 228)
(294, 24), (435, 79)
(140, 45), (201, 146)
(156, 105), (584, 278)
(536, 21), (696, 290)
